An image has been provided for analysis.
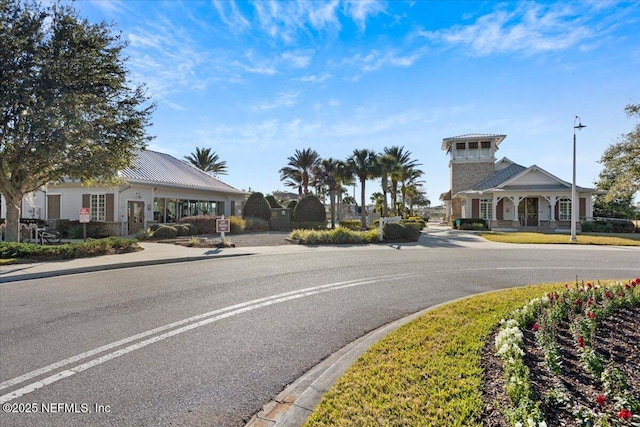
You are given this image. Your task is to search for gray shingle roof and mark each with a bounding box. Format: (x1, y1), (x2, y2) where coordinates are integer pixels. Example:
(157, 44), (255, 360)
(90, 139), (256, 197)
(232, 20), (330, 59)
(472, 163), (526, 191)
(120, 150), (245, 194)
(444, 133), (507, 140)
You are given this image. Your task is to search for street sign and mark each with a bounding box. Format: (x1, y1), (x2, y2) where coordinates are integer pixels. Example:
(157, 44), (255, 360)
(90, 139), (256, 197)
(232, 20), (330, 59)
(79, 208), (91, 223)
(216, 216), (230, 233)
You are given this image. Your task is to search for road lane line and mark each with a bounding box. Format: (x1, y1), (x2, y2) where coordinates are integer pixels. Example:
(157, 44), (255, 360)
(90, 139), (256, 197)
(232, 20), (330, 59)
(1, 274), (416, 403)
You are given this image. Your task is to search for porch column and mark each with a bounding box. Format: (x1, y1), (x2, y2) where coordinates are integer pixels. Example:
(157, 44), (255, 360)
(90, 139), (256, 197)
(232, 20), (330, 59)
(491, 195), (498, 221)
(509, 196), (521, 221)
(549, 196), (556, 221)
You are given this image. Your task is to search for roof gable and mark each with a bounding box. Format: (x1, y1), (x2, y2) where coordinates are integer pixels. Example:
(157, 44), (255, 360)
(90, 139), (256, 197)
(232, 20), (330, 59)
(120, 150), (245, 194)
(472, 162), (526, 191)
(498, 165), (570, 189)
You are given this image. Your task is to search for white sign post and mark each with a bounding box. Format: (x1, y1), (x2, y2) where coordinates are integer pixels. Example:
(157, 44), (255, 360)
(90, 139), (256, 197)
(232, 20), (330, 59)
(216, 215), (230, 240)
(79, 208), (90, 241)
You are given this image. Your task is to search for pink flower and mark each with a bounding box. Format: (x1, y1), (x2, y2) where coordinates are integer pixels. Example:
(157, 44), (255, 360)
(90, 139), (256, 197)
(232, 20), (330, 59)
(532, 323), (539, 332)
(587, 297), (594, 306)
(596, 394), (605, 406)
(605, 291), (613, 299)
(618, 408), (632, 420)
(575, 298), (582, 306)
(587, 311), (596, 320)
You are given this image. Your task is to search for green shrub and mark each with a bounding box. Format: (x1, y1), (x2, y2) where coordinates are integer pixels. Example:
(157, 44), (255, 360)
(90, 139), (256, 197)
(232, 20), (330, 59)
(230, 216), (245, 233)
(293, 194), (326, 223)
(245, 217), (270, 231)
(265, 195), (282, 208)
(384, 222), (421, 241)
(242, 192), (271, 222)
(58, 220), (111, 238)
(286, 200), (298, 210)
(582, 219), (635, 233)
(1, 237), (139, 260)
(290, 228), (379, 245)
(401, 218), (426, 230)
(149, 223), (164, 231)
(153, 224), (178, 239)
(453, 218), (489, 230)
(291, 221), (326, 230)
(339, 220), (362, 230)
(179, 216), (216, 234)
(460, 222), (486, 231)
(135, 228), (154, 240)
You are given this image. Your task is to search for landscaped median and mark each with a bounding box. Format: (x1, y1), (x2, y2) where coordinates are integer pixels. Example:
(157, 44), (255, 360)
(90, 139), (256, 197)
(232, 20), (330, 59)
(479, 232), (640, 246)
(0, 237), (141, 265)
(303, 278), (639, 427)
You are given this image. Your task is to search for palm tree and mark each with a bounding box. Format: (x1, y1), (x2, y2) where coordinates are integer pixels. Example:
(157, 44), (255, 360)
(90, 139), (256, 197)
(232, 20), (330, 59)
(400, 165), (424, 215)
(279, 148), (320, 195)
(314, 158), (347, 229)
(370, 192), (385, 214)
(383, 146), (420, 215)
(279, 167), (303, 195)
(375, 153), (398, 217)
(184, 147), (228, 176)
(348, 148), (377, 229)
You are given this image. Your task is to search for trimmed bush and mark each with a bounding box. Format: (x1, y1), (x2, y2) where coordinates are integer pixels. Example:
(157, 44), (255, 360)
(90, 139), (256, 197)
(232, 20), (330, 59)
(0, 237), (139, 260)
(582, 219), (635, 233)
(453, 218), (489, 230)
(179, 215), (216, 234)
(265, 195), (282, 208)
(153, 224), (178, 239)
(384, 222), (421, 241)
(230, 216), (245, 234)
(242, 192), (271, 222)
(290, 227), (379, 245)
(174, 224), (195, 236)
(57, 220), (112, 238)
(401, 218), (426, 230)
(245, 217), (270, 231)
(293, 194), (326, 223)
(286, 200), (298, 210)
(339, 220), (362, 230)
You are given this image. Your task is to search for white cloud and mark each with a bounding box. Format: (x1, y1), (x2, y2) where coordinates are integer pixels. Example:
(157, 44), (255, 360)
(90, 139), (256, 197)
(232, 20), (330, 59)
(343, 0), (386, 31)
(281, 51), (313, 68)
(296, 73), (332, 83)
(213, 0), (250, 32)
(347, 48), (423, 72)
(253, 91), (300, 111)
(421, 2), (595, 56)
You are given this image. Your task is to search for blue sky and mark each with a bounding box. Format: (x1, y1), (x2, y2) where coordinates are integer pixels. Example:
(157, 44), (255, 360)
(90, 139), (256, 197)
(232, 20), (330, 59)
(73, 0), (640, 204)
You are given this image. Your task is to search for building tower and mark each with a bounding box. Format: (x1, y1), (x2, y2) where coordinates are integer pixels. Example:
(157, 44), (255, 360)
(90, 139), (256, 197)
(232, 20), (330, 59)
(441, 134), (506, 220)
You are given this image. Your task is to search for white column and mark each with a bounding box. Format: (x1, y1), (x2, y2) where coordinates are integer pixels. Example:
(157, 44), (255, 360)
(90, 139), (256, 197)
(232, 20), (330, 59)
(491, 195), (498, 221)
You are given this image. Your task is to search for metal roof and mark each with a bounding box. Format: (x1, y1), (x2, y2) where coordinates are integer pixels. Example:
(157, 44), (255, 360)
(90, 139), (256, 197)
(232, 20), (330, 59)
(472, 163), (527, 191)
(441, 133), (507, 150)
(120, 150), (245, 194)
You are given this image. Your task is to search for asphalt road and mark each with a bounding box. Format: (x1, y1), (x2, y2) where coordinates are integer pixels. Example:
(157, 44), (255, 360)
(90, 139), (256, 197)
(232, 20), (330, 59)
(1, 234), (638, 426)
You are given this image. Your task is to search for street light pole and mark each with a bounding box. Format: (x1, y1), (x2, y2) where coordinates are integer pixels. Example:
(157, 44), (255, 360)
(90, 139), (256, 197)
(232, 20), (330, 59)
(571, 116), (586, 242)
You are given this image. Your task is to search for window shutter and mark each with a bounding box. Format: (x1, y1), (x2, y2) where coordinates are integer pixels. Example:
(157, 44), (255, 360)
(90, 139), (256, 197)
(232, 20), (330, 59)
(579, 197), (586, 219)
(106, 194), (114, 222)
(496, 199), (504, 220)
(554, 203), (559, 221)
(471, 199), (480, 218)
(82, 194), (90, 208)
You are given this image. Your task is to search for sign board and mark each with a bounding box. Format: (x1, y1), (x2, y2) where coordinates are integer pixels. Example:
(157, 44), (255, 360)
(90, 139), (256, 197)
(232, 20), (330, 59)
(79, 208), (91, 223)
(216, 217), (230, 233)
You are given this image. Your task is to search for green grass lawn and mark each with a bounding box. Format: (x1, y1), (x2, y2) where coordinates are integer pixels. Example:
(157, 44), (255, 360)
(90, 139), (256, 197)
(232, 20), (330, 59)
(479, 232), (640, 246)
(304, 280), (628, 427)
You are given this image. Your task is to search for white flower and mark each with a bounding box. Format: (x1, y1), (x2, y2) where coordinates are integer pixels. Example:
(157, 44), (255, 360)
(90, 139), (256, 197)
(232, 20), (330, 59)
(539, 421), (548, 427)
(515, 423), (523, 427)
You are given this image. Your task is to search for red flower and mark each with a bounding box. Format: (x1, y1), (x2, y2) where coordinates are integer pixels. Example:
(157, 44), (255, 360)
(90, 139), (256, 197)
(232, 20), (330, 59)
(575, 298), (582, 306)
(578, 336), (585, 348)
(617, 291), (624, 298)
(586, 282), (592, 289)
(596, 394), (605, 406)
(618, 408), (632, 420)
(587, 311), (596, 320)
(605, 291), (613, 299)
(587, 297), (594, 306)
(532, 323), (539, 332)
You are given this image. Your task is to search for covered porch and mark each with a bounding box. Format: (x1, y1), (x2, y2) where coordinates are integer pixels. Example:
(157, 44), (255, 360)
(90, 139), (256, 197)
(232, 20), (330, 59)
(458, 190), (594, 232)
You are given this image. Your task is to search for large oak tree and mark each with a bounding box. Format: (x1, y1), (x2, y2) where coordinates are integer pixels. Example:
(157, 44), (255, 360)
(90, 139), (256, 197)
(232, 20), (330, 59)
(1, 0), (154, 241)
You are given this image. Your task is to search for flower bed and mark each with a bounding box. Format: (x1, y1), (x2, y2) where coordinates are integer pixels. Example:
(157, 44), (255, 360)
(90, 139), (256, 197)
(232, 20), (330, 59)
(492, 278), (640, 427)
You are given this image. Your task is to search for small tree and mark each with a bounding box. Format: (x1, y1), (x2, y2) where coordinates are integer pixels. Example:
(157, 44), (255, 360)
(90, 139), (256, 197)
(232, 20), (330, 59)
(265, 195), (282, 209)
(348, 149), (377, 228)
(242, 192), (271, 222)
(292, 194), (326, 226)
(0, 0), (154, 241)
(184, 147), (227, 176)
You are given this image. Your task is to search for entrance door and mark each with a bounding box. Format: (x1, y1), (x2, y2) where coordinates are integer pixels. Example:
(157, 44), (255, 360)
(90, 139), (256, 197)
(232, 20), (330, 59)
(518, 198), (539, 227)
(128, 201), (145, 235)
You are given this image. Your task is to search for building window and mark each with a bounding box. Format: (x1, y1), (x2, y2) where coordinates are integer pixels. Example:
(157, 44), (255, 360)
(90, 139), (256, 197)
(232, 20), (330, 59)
(559, 198), (571, 221)
(90, 194), (106, 221)
(455, 142), (465, 158)
(468, 141), (478, 159)
(480, 199), (492, 220)
(480, 141), (491, 158)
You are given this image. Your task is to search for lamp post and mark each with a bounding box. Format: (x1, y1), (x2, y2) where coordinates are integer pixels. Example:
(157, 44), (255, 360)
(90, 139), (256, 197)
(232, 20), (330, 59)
(570, 116), (586, 242)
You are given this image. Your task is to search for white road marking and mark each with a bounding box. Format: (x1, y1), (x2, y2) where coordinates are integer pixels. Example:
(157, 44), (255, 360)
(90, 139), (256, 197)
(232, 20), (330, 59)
(0, 273), (417, 403)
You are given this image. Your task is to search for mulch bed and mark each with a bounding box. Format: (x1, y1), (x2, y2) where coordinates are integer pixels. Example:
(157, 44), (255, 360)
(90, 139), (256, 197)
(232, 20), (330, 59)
(482, 306), (640, 426)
